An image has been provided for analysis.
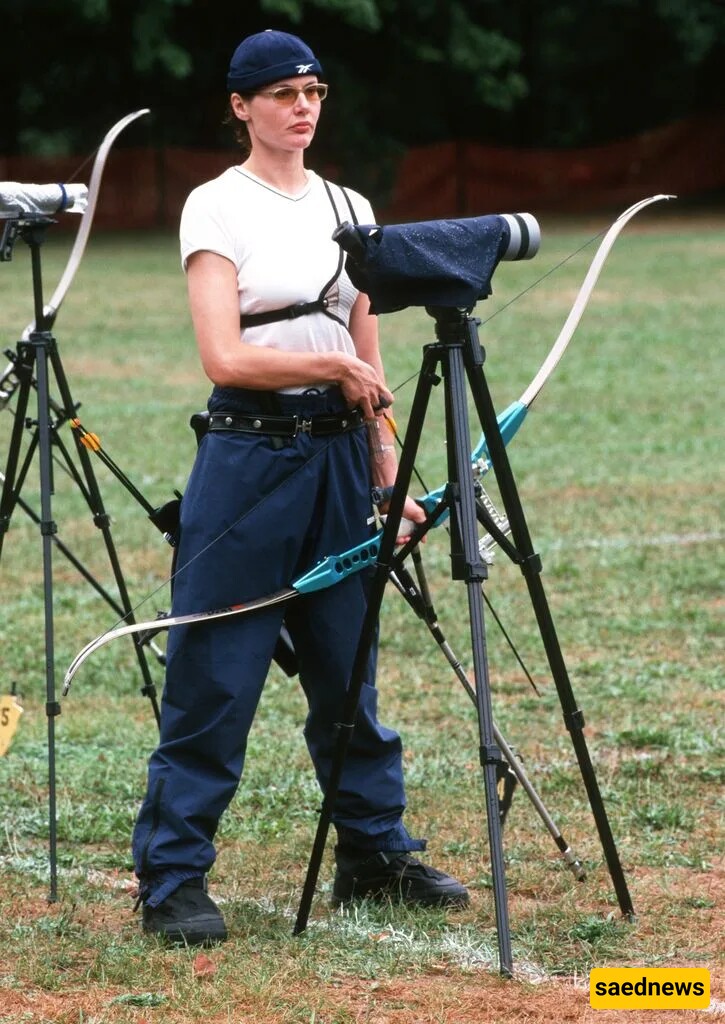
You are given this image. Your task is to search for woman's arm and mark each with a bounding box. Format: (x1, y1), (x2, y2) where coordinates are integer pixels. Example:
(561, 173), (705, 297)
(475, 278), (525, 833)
(186, 250), (392, 416)
(349, 293), (426, 533)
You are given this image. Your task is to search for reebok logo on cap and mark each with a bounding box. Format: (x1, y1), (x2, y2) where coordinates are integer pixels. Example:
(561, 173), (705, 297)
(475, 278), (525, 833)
(227, 30), (323, 93)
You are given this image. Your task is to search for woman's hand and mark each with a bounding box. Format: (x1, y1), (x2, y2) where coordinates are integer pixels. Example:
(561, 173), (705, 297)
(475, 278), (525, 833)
(337, 353), (393, 419)
(396, 495), (426, 544)
(378, 495), (426, 545)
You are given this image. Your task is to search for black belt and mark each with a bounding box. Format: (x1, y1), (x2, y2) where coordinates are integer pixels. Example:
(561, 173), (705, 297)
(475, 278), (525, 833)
(207, 408), (365, 438)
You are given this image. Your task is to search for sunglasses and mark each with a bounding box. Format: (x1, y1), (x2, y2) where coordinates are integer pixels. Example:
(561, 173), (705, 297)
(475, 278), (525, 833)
(257, 83), (329, 106)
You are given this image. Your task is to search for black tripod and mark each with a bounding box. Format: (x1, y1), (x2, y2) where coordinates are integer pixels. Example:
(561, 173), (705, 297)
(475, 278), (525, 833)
(0, 214), (161, 899)
(294, 305), (633, 976)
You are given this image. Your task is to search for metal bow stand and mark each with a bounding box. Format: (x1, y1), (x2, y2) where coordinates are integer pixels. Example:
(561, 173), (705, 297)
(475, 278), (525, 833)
(0, 214), (161, 900)
(294, 304), (634, 977)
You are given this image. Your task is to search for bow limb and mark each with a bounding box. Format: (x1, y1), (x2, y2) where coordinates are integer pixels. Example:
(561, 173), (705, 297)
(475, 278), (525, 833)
(518, 193), (675, 410)
(24, 109), (151, 336)
(62, 587), (296, 695)
(462, 194), (676, 466)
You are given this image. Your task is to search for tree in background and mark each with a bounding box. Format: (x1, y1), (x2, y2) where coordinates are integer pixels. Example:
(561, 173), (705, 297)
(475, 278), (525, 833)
(2, 0), (723, 200)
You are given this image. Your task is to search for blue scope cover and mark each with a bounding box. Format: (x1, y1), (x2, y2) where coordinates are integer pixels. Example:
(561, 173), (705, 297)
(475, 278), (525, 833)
(337, 215), (518, 314)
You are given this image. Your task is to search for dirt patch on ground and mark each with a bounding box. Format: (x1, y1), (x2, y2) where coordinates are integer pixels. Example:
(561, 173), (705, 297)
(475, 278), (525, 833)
(2, 971), (722, 1024)
(318, 973), (722, 1024)
(1, 863), (722, 1023)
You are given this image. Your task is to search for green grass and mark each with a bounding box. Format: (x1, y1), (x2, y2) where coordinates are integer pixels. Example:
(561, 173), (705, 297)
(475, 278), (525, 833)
(0, 210), (723, 1021)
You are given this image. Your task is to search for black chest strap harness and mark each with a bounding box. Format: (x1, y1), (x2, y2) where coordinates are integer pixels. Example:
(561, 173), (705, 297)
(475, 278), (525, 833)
(239, 179), (359, 331)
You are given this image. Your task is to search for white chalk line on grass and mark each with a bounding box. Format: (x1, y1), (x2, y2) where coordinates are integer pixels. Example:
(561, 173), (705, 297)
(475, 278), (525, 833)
(544, 530), (724, 553)
(317, 905), (550, 981)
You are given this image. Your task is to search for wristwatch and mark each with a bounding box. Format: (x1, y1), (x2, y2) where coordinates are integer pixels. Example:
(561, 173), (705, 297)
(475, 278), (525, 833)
(371, 485), (396, 507)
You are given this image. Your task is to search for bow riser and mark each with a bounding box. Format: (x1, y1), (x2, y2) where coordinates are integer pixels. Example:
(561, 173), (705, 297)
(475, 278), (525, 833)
(296, 398), (529, 593)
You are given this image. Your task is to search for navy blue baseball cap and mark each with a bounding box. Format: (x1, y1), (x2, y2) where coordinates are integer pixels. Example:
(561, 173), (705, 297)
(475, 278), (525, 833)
(227, 30), (323, 93)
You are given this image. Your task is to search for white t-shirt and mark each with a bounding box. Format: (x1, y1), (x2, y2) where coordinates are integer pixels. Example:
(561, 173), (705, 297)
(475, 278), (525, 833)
(180, 167), (374, 376)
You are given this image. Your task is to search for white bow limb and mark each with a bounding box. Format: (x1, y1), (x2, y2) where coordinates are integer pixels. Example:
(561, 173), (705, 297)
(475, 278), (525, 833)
(23, 109), (151, 337)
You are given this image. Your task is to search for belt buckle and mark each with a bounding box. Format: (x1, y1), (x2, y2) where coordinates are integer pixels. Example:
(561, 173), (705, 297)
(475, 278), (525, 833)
(296, 416), (313, 435)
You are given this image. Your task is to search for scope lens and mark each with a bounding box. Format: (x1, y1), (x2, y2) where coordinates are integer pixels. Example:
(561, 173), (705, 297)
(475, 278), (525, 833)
(498, 213), (540, 260)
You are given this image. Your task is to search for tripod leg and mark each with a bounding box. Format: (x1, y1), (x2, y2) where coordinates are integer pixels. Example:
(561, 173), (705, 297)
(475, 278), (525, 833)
(463, 326), (634, 919)
(47, 347), (161, 724)
(32, 339), (61, 901)
(0, 344), (36, 559)
(294, 348), (440, 937)
(443, 341), (513, 976)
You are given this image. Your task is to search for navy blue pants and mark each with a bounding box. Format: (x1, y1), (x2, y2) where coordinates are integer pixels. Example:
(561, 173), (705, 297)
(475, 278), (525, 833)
(132, 387), (422, 906)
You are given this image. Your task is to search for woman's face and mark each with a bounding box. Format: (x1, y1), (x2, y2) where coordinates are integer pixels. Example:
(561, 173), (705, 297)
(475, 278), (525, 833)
(231, 76), (324, 155)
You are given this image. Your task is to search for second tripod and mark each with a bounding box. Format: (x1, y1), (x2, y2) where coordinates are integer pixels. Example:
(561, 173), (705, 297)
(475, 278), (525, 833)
(0, 214), (161, 898)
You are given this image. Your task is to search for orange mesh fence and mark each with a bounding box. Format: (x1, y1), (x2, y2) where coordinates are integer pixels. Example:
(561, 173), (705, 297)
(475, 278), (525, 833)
(385, 113), (725, 218)
(1, 112), (723, 230)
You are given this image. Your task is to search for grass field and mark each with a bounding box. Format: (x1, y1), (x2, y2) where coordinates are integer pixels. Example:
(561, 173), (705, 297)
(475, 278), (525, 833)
(0, 204), (722, 1023)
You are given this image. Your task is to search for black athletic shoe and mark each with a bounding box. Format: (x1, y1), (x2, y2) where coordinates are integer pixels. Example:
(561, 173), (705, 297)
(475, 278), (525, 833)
(332, 849), (470, 908)
(141, 878), (228, 945)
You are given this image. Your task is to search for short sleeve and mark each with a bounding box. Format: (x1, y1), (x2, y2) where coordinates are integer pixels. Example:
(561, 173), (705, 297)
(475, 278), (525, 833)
(179, 181), (238, 272)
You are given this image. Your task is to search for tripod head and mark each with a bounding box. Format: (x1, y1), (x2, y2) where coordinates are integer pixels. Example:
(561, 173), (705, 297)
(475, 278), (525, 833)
(0, 212), (56, 263)
(1, 182), (87, 262)
(425, 304), (476, 328)
(333, 212), (540, 315)
(0, 214), (59, 328)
